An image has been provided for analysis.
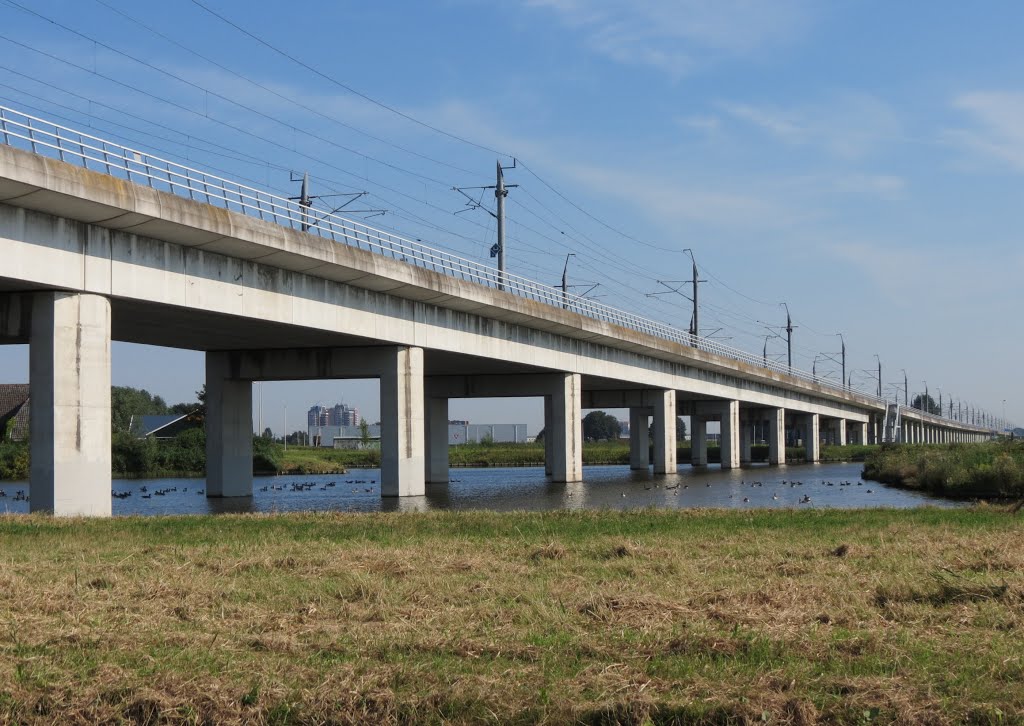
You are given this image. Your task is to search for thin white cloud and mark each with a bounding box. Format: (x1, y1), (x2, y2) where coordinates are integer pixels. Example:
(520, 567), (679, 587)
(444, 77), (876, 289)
(826, 238), (1023, 307)
(947, 91), (1024, 171)
(524, 0), (812, 76)
(717, 92), (903, 159)
(676, 115), (721, 133)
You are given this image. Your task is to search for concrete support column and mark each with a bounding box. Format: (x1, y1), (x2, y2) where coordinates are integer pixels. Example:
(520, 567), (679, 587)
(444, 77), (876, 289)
(831, 419), (847, 446)
(720, 400), (741, 469)
(803, 413), (820, 463)
(691, 417), (708, 466)
(425, 396), (449, 483)
(30, 292), (111, 516)
(629, 407), (651, 470)
(652, 390), (677, 474)
(548, 373), (582, 483)
(380, 346), (425, 497)
(206, 351), (253, 498)
(740, 416), (753, 465)
(857, 422), (868, 446)
(543, 396), (553, 476)
(767, 408), (785, 465)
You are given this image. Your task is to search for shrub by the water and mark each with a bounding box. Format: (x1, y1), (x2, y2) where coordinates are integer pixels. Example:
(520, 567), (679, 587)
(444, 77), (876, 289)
(862, 440), (1024, 498)
(0, 439), (29, 479)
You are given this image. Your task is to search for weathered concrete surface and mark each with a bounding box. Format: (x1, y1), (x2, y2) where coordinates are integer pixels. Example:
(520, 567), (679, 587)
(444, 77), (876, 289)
(803, 414), (820, 463)
(652, 390), (677, 474)
(425, 396), (449, 483)
(767, 408), (785, 465)
(0, 293), (29, 343)
(380, 346), (424, 497)
(30, 292), (111, 516)
(206, 352), (253, 498)
(629, 406), (651, 470)
(549, 373), (582, 483)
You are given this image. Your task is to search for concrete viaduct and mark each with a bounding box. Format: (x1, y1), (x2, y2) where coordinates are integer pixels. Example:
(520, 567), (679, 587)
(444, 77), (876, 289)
(0, 111), (993, 515)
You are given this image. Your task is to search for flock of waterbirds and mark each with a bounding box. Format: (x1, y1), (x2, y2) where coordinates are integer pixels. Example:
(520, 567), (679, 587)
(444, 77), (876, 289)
(617, 477), (874, 505)
(2, 473), (878, 508)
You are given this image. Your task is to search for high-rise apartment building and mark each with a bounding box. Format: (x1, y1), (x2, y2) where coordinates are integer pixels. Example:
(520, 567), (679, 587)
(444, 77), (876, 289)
(328, 403), (359, 427)
(307, 404), (329, 427)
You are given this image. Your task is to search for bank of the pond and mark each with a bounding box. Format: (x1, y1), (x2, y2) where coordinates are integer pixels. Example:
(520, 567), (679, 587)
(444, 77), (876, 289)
(0, 507), (1021, 724)
(0, 439), (875, 480)
(291, 442), (874, 470)
(863, 440), (1024, 499)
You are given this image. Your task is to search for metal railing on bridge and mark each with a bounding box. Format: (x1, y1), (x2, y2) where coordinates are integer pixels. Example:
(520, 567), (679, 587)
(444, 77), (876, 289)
(0, 105), (982, 427)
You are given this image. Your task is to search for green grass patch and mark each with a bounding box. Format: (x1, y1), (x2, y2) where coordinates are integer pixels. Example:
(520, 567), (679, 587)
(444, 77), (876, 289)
(0, 508), (1021, 723)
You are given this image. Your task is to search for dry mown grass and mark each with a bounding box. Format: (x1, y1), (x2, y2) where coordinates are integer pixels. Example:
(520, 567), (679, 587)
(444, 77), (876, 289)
(0, 507), (1022, 724)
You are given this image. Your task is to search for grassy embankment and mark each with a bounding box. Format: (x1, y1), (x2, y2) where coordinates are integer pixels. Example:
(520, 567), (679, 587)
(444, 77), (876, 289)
(278, 442), (875, 473)
(0, 508), (1022, 724)
(0, 440), (877, 480)
(863, 440), (1024, 499)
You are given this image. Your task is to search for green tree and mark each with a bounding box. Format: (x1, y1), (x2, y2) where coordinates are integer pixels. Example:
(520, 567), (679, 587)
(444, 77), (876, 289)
(252, 435), (281, 474)
(110, 386), (169, 433)
(648, 416), (688, 441)
(169, 384), (206, 424)
(911, 394), (942, 416)
(582, 411), (621, 441)
(359, 418), (371, 449)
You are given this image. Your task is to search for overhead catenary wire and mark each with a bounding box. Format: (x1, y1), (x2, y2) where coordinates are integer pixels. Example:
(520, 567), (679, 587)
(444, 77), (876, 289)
(188, 0), (510, 159)
(0, 1), (465, 189)
(89, 0), (485, 180)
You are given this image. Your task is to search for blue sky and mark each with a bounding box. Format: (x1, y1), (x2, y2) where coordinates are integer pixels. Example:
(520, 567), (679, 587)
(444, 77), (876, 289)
(0, 0), (1019, 433)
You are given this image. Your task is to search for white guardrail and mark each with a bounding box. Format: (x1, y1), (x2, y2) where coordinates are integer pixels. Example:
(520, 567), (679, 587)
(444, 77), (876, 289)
(0, 104), (986, 426)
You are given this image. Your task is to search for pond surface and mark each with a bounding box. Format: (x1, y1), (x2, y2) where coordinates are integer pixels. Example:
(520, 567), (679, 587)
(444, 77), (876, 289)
(0, 462), (961, 515)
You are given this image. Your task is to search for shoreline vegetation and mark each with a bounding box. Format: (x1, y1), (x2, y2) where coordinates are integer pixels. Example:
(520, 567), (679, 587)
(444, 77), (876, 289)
(862, 440), (1023, 500)
(6, 436), (1021, 503)
(0, 438), (874, 481)
(0, 508), (1021, 723)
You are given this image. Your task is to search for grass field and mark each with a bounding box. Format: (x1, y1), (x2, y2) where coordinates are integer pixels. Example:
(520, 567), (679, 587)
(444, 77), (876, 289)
(0, 507), (1022, 724)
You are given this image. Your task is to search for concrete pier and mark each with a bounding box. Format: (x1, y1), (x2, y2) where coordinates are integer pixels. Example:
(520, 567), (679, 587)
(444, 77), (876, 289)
(652, 390), (676, 474)
(30, 292), (111, 516)
(719, 401), (741, 469)
(802, 413), (820, 463)
(547, 373), (582, 482)
(629, 406), (651, 470)
(833, 418), (847, 447)
(691, 416), (708, 466)
(767, 408), (785, 465)
(739, 415), (753, 465)
(425, 395), (449, 483)
(205, 351), (254, 498)
(380, 346), (425, 497)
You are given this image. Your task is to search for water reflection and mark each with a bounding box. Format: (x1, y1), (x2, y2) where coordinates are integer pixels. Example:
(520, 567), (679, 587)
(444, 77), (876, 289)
(0, 462), (962, 517)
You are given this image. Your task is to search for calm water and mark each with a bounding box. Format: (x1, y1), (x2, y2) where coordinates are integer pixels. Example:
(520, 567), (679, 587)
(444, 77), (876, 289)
(0, 462), (962, 516)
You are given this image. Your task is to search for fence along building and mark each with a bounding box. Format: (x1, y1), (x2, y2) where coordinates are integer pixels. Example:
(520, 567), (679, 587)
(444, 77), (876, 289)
(448, 424), (528, 445)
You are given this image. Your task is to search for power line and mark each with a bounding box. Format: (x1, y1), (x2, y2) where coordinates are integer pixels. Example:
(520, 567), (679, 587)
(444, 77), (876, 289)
(188, 0), (509, 158)
(185, 0), (707, 262)
(0, 36), (521, 255)
(1, 1), (460, 189)
(89, 0), (484, 180)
